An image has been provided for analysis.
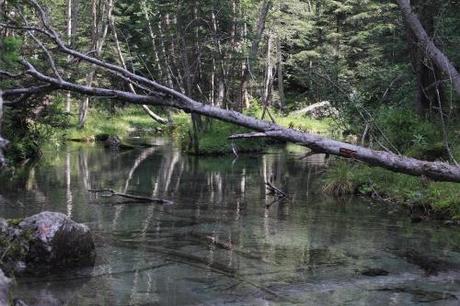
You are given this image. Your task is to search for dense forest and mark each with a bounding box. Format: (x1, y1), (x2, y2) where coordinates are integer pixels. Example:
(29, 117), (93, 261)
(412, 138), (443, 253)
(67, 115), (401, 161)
(1, 0), (460, 198)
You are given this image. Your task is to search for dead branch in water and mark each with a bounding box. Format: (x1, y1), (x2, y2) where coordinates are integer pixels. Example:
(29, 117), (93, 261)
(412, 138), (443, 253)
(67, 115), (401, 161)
(265, 182), (288, 199)
(88, 189), (173, 205)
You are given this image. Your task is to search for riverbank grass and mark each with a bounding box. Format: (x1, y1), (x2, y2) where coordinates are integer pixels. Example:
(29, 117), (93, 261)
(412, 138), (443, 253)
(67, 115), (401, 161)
(322, 159), (460, 219)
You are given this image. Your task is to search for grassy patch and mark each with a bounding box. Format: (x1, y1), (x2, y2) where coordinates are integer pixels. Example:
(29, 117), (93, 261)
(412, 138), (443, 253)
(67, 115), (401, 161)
(66, 107), (164, 140)
(322, 159), (460, 219)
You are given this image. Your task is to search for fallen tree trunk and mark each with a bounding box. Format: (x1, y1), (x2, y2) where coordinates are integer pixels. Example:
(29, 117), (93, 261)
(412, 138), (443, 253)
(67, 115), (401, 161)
(20, 65), (460, 182)
(2, 0), (460, 182)
(396, 0), (460, 96)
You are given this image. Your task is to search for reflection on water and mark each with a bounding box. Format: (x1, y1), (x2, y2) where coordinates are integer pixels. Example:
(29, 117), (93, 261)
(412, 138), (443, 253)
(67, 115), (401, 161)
(1, 139), (460, 305)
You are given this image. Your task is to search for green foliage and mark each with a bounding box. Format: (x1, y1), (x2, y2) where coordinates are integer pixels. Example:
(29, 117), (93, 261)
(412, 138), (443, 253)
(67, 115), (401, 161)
(375, 106), (440, 152)
(0, 36), (22, 67)
(3, 100), (71, 162)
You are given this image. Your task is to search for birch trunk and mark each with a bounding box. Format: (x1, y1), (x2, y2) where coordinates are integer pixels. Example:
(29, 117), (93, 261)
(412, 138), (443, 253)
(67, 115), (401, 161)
(65, 0), (72, 112)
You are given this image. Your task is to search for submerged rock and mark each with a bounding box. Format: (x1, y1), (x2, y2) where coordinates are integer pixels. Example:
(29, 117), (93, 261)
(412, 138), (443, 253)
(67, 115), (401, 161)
(104, 135), (121, 149)
(360, 268), (389, 277)
(0, 212), (95, 276)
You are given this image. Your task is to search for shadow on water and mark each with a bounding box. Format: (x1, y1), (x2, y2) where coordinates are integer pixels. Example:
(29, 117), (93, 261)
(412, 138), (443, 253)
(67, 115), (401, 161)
(1, 139), (460, 305)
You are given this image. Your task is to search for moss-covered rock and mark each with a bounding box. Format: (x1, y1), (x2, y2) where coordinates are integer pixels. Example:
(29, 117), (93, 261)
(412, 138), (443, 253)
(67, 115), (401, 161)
(0, 212), (95, 276)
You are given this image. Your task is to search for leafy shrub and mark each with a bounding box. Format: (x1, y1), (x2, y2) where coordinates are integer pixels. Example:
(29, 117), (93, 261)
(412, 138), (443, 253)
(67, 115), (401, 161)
(375, 106), (440, 152)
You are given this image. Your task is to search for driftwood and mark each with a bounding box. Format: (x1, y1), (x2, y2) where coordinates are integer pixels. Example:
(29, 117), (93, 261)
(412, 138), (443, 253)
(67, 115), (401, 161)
(2, 0), (460, 182)
(88, 189), (173, 205)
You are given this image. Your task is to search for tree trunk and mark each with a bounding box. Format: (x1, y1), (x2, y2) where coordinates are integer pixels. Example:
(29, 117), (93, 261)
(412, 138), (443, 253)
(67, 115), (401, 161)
(397, 0), (460, 97)
(110, 14), (168, 124)
(78, 0), (113, 128)
(65, 0), (72, 113)
(0, 89), (7, 167)
(239, 0), (272, 109)
(211, 9), (227, 108)
(405, 1), (443, 116)
(262, 33), (273, 108)
(276, 37), (285, 109)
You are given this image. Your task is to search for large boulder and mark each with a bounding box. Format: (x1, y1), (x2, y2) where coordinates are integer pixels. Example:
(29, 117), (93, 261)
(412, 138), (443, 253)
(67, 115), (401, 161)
(292, 101), (339, 119)
(19, 212), (96, 272)
(0, 212), (95, 275)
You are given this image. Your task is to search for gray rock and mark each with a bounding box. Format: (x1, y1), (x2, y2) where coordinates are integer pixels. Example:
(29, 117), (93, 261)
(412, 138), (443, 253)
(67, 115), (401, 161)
(0, 212), (95, 276)
(18, 212), (96, 272)
(0, 269), (10, 306)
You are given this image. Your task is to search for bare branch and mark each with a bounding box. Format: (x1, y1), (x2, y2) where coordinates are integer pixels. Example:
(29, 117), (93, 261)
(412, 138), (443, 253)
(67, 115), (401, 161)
(0, 70), (24, 79)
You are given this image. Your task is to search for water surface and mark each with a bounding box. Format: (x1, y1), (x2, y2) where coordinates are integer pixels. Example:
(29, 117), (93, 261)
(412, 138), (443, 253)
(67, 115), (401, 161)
(1, 139), (460, 305)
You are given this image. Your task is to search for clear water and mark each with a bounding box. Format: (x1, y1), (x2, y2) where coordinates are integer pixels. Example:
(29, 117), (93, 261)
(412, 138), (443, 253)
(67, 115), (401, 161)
(1, 139), (460, 305)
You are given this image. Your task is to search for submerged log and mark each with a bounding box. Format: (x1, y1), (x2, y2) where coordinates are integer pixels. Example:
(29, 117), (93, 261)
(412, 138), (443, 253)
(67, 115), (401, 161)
(88, 189), (173, 205)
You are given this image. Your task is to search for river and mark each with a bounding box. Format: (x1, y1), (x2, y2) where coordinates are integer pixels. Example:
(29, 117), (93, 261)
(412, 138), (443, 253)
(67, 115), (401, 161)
(0, 139), (459, 305)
